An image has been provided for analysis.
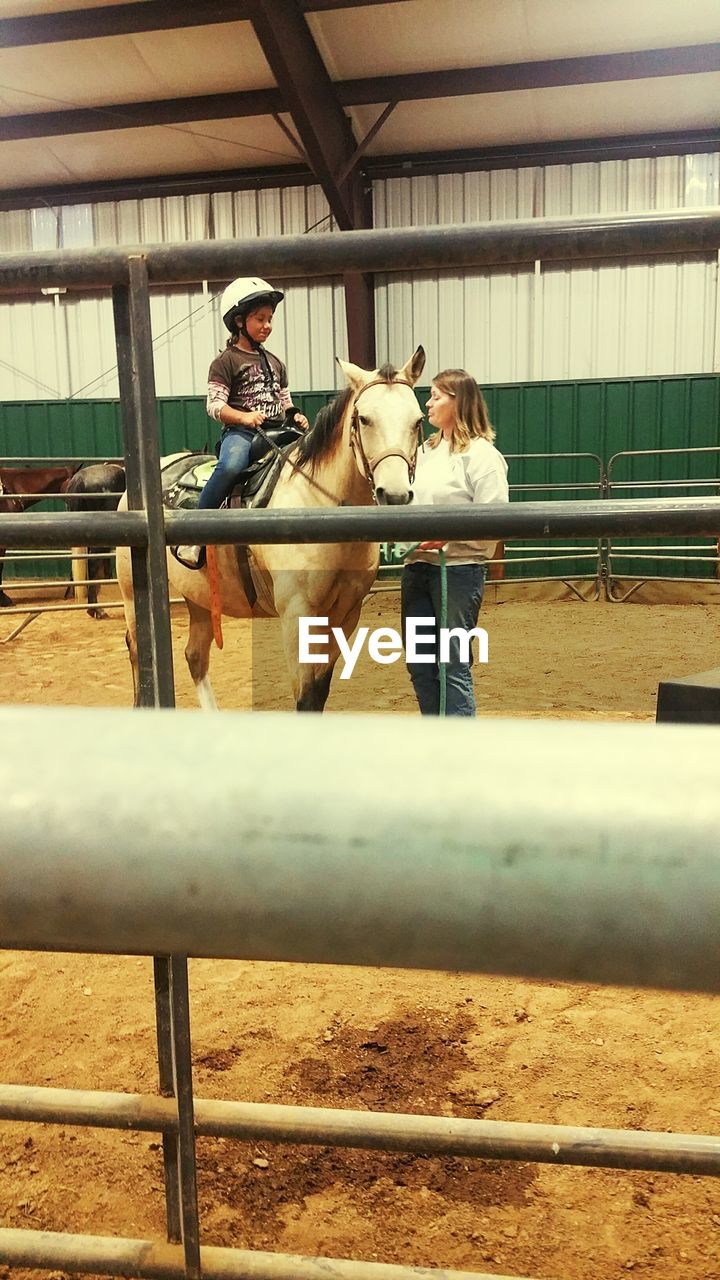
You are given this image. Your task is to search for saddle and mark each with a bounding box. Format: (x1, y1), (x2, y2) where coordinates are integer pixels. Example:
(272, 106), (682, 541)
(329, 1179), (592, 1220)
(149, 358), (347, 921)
(162, 423), (303, 513)
(163, 424), (304, 614)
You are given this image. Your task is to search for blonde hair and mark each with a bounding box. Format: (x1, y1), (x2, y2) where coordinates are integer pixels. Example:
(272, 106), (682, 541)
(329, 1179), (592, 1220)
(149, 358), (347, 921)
(427, 369), (495, 453)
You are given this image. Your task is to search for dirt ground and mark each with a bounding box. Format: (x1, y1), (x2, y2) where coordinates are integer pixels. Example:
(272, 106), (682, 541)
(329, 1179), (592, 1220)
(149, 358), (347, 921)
(1, 585), (720, 1280)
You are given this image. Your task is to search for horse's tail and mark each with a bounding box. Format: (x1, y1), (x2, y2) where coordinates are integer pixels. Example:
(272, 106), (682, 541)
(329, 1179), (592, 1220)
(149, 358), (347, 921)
(71, 547), (89, 605)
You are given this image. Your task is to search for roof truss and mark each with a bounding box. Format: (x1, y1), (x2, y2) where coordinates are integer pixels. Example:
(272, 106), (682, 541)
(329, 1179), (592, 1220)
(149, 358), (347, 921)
(0, 0), (408, 46)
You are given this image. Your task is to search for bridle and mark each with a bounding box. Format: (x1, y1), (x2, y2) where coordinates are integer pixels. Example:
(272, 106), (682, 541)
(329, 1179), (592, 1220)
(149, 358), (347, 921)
(349, 377), (423, 498)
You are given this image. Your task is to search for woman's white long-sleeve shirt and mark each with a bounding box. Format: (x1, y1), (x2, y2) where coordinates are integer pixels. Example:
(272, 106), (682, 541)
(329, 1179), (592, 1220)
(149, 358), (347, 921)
(404, 435), (509, 565)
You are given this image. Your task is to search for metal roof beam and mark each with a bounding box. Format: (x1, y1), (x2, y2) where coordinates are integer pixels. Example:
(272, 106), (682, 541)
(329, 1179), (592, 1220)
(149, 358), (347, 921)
(2, 44), (718, 145)
(0, 90), (282, 143)
(246, 0), (364, 231)
(246, 0), (374, 362)
(366, 128), (720, 177)
(337, 43), (720, 105)
(0, 0), (409, 47)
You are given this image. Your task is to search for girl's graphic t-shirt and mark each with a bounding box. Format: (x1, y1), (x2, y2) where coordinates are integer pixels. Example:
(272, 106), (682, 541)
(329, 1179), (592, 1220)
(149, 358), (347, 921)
(207, 346), (293, 422)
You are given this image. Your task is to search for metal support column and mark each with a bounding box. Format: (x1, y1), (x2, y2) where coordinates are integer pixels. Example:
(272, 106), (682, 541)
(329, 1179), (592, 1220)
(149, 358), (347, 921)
(112, 255), (175, 709)
(344, 270), (376, 369)
(112, 257), (193, 1259)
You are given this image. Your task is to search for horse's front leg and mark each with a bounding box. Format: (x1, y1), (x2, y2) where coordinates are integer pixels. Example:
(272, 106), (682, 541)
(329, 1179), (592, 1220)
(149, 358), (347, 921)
(280, 597), (364, 713)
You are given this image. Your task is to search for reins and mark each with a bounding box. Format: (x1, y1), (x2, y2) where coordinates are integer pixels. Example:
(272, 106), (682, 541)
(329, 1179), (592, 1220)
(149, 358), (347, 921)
(255, 424), (340, 504)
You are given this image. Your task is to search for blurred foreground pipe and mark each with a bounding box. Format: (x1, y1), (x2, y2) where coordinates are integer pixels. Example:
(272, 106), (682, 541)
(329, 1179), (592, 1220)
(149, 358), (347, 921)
(1, 707), (720, 992)
(0, 209), (718, 292)
(2, 497), (720, 547)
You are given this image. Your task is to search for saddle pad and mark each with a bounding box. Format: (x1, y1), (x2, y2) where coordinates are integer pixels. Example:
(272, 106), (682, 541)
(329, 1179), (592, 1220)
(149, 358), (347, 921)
(162, 453), (216, 511)
(179, 459), (217, 490)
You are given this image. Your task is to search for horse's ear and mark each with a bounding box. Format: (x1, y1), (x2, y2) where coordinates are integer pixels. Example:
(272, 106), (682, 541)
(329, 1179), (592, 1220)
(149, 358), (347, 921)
(336, 356), (370, 392)
(400, 346), (426, 386)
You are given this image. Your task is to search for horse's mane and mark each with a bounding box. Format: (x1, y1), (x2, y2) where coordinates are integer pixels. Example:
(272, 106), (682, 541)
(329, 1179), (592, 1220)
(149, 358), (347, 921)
(296, 364), (399, 469)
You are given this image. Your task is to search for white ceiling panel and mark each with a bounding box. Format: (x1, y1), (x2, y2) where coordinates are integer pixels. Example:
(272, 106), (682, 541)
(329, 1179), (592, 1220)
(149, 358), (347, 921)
(310, 0), (720, 79)
(0, 22), (269, 116)
(0, 115), (297, 190)
(352, 73), (720, 155)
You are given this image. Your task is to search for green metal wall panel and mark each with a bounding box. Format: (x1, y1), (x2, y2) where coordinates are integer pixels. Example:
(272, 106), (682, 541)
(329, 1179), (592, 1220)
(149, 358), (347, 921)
(1, 375), (718, 584)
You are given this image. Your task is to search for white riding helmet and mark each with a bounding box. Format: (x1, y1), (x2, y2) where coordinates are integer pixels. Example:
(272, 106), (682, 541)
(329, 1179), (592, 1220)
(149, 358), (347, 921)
(220, 276), (284, 332)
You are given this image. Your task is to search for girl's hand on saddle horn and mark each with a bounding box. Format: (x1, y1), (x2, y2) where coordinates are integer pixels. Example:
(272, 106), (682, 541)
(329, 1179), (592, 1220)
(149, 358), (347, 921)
(293, 412), (309, 431)
(237, 410), (266, 428)
(418, 540), (447, 551)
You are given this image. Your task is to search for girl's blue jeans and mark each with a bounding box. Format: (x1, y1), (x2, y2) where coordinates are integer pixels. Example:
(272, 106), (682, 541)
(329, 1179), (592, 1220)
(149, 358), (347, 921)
(401, 561), (486, 717)
(198, 427), (255, 510)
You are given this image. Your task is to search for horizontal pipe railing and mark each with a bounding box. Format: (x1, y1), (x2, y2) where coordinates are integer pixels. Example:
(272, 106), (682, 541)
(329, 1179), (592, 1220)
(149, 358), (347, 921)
(0, 1231), (524, 1280)
(2, 497), (720, 547)
(1, 1084), (718, 1176)
(2, 706), (720, 992)
(0, 210), (718, 292)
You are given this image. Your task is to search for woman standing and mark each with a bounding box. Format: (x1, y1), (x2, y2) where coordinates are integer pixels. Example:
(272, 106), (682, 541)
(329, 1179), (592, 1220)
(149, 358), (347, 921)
(401, 369), (509, 717)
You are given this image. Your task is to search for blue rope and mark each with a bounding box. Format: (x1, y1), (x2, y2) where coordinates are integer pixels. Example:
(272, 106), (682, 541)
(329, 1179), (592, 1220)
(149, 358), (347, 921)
(438, 547), (447, 718)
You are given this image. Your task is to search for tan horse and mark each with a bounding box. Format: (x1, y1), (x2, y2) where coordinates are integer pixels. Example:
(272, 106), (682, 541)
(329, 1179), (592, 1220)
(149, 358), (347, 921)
(116, 348), (426, 712)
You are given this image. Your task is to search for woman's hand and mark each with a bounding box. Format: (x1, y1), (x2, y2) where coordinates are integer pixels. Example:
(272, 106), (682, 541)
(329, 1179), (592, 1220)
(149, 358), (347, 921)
(293, 412), (309, 431)
(418, 539), (447, 551)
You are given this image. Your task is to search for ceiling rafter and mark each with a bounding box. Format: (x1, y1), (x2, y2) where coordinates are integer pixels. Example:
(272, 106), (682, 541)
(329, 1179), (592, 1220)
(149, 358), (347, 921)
(334, 43), (720, 105)
(0, 0), (410, 47)
(2, 43), (717, 146)
(243, 0), (367, 231)
(0, 90), (282, 143)
(246, 0), (375, 363)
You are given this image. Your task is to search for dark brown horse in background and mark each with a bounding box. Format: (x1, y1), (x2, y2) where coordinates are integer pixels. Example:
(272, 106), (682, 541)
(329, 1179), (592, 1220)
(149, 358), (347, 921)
(0, 463), (125, 616)
(0, 465), (80, 607)
(63, 463), (126, 618)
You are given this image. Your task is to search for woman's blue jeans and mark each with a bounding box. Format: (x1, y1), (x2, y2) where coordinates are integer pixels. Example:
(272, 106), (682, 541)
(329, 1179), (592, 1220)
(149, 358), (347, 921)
(198, 427), (255, 510)
(401, 561), (486, 717)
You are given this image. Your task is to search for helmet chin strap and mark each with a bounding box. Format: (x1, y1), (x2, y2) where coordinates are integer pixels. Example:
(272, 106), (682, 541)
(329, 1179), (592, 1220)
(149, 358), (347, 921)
(237, 314), (274, 387)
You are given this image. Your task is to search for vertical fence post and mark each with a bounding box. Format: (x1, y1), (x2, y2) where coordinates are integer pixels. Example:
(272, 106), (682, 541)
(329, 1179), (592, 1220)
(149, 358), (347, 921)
(112, 257), (201, 1265)
(167, 956), (201, 1278)
(112, 255), (175, 709)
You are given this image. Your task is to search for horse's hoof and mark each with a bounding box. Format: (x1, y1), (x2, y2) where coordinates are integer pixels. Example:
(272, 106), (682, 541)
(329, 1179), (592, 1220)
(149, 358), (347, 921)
(89, 608), (109, 620)
(0, 592), (13, 608)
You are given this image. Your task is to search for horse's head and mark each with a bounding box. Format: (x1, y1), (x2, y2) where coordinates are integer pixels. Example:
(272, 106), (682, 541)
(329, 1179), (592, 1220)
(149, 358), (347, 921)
(337, 346), (426, 505)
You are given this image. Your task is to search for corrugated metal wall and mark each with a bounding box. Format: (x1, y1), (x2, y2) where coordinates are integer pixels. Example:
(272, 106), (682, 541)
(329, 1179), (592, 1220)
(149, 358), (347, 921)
(0, 152), (718, 401)
(0, 186), (346, 400)
(374, 153), (720, 382)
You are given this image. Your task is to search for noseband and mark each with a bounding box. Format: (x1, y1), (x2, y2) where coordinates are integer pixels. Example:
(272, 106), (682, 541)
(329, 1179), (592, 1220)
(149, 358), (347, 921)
(349, 377), (423, 497)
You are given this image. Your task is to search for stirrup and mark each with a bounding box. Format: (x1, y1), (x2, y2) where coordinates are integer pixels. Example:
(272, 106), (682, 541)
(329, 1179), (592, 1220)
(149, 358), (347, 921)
(171, 544), (206, 570)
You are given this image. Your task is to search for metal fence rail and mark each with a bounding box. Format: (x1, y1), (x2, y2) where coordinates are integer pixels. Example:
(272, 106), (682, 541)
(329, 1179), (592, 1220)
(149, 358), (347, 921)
(2, 707), (720, 1280)
(606, 445), (720, 600)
